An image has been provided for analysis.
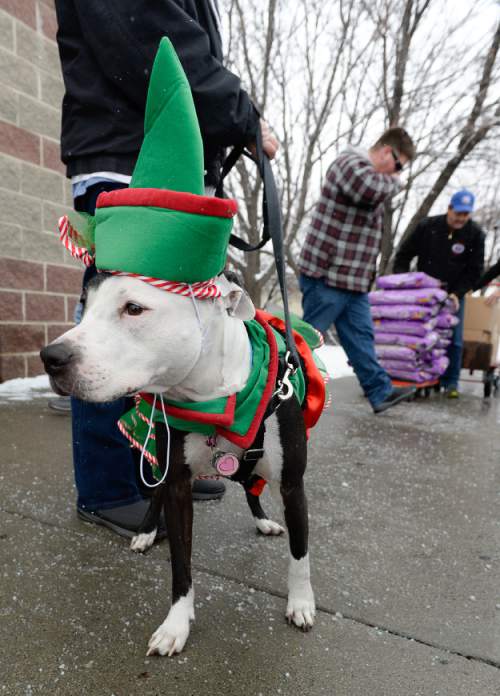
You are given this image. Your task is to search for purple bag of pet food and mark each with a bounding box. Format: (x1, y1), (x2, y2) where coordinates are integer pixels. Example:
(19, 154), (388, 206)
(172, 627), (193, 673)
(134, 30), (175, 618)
(428, 356), (449, 375)
(436, 338), (451, 349)
(436, 328), (452, 339)
(370, 304), (439, 321)
(385, 368), (434, 383)
(421, 348), (447, 362)
(374, 331), (439, 351)
(376, 272), (442, 290)
(379, 358), (424, 372)
(443, 297), (458, 312)
(375, 344), (416, 361)
(372, 318), (437, 336)
(369, 287), (447, 305)
(435, 312), (459, 328)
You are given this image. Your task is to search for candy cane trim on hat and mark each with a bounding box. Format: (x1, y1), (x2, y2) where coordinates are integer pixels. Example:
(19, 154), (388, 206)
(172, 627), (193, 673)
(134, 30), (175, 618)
(58, 215), (94, 267)
(107, 271), (221, 298)
(57, 215), (222, 299)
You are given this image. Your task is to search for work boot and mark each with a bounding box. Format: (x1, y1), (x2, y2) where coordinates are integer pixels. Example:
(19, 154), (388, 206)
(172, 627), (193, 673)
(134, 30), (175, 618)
(373, 385), (416, 414)
(77, 499), (167, 540)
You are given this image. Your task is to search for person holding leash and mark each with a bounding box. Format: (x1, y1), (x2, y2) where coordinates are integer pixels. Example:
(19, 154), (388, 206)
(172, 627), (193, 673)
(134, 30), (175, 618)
(393, 190), (485, 398)
(298, 127), (417, 413)
(54, 0), (278, 538)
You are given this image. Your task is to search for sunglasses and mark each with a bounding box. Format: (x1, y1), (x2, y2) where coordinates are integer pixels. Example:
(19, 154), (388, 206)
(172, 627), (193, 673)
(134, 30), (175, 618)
(391, 149), (403, 172)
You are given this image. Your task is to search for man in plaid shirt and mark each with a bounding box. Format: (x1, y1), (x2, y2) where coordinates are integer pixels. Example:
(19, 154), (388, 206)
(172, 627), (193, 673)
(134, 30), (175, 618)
(299, 127), (417, 413)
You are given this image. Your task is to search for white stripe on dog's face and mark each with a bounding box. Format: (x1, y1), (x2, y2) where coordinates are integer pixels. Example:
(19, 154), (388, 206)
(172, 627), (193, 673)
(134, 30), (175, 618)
(48, 276), (204, 402)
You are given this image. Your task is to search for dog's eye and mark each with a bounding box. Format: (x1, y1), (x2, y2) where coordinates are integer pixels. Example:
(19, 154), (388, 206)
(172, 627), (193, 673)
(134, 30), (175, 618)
(124, 302), (144, 316)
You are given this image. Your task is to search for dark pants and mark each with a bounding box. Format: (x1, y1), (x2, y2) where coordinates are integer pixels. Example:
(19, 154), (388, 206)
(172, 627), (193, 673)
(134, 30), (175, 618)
(299, 275), (392, 408)
(71, 182), (142, 510)
(440, 297), (465, 389)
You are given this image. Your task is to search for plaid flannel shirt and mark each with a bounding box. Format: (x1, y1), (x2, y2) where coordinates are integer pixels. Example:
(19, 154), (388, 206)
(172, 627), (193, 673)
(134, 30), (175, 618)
(298, 147), (402, 293)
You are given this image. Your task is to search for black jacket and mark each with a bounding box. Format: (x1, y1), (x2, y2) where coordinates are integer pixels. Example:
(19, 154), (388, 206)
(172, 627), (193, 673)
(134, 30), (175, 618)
(55, 0), (259, 186)
(393, 214), (485, 298)
(475, 258), (500, 290)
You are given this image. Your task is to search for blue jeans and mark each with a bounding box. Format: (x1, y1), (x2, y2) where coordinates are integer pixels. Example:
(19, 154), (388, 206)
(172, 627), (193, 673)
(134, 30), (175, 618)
(440, 297), (465, 389)
(71, 182), (143, 511)
(299, 275), (392, 408)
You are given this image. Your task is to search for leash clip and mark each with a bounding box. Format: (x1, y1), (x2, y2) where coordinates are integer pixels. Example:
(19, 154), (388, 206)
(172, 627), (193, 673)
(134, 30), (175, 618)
(275, 351), (296, 401)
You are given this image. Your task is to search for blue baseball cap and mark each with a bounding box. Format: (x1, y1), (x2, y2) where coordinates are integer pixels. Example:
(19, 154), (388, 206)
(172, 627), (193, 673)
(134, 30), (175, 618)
(449, 189), (475, 213)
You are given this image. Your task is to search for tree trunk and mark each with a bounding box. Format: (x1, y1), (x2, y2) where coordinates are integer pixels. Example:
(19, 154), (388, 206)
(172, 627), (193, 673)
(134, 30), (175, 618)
(379, 203), (394, 276)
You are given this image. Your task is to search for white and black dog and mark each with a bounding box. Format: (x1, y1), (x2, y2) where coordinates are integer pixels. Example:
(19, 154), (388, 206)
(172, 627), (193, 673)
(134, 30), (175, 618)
(40, 271), (315, 656)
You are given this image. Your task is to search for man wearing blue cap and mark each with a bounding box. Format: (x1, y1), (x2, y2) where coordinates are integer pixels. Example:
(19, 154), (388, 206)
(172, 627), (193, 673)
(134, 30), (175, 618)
(394, 189), (485, 397)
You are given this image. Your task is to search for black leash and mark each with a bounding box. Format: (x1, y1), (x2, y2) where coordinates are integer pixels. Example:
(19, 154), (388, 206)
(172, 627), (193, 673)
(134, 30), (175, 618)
(216, 129), (300, 372)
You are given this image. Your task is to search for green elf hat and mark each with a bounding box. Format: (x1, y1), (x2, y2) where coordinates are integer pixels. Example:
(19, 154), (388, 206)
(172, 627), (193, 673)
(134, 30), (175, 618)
(65, 37), (237, 284)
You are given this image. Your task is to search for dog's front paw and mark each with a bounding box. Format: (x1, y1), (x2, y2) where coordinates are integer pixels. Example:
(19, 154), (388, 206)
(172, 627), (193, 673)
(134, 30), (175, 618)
(147, 620), (190, 657)
(130, 529), (157, 553)
(146, 590), (194, 657)
(255, 518), (285, 536)
(286, 587), (316, 631)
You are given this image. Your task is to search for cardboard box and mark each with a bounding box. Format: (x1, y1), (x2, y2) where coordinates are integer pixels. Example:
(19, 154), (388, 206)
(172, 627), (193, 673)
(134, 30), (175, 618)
(462, 341), (492, 371)
(464, 296), (500, 333)
(463, 328), (493, 342)
(463, 296), (500, 365)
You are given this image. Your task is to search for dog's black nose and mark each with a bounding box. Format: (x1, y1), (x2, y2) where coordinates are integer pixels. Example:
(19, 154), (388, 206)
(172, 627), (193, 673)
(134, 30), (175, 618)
(40, 343), (74, 374)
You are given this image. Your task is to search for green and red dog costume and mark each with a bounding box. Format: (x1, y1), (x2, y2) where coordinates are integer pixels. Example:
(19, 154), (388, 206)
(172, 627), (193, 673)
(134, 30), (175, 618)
(118, 310), (328, 485)
(58, 37), (328, 489)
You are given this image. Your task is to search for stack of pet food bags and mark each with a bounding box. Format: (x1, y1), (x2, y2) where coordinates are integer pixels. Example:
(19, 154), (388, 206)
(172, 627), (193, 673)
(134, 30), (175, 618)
(369, 272), (459, 383)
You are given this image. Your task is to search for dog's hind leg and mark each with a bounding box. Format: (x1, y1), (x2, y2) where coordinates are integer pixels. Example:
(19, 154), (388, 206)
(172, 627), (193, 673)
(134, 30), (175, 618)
(242, 481), (285, 536)
(278, 398), (315, 630)
(146, 425), (194, 657)
(130, 484), (164, 553)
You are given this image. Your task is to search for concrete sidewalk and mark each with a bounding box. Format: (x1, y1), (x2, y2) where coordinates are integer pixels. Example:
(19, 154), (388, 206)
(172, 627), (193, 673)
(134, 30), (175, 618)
(0, 377), (499, 695)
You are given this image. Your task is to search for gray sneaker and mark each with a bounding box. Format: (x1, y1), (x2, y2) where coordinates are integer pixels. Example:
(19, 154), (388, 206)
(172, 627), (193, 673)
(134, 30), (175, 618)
(373, 386), (416, 414)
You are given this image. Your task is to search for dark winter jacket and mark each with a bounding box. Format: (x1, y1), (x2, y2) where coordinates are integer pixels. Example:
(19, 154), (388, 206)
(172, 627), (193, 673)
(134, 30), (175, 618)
(55, 0), (259, 186)
(393, 214), (485, 298)
(475, 258), (500, 290)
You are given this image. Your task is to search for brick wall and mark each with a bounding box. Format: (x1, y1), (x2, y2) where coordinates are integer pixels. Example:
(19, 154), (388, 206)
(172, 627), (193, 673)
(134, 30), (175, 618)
(0, 0), (81, 382)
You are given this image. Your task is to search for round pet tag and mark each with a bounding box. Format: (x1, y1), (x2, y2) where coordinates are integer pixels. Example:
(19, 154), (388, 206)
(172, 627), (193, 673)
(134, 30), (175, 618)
(213, 452), (240, 476)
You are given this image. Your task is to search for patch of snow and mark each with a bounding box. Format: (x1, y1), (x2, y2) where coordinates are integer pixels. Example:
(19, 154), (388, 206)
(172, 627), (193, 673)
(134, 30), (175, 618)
(315, 345), (354, 379)
(0, 375), (54, 403)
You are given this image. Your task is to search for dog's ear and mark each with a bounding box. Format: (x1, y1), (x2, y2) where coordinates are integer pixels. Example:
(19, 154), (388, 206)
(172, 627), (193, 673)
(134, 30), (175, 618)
(215, 275), (255, 320)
